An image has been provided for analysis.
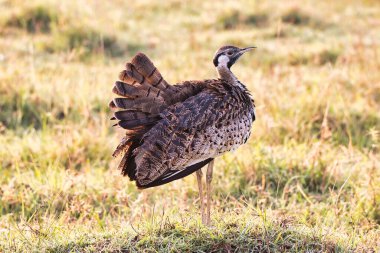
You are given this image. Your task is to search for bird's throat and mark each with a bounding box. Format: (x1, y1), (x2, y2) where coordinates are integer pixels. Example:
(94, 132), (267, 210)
(217, 64), (238, 85)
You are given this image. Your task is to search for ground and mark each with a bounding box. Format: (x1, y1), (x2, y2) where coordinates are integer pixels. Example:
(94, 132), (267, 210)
(0, 0), (379, 252)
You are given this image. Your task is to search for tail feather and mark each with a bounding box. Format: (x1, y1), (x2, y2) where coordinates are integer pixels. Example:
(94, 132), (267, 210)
(110, 53), (171, 180)
(112, 128), (144, 158)
(131, 53), (171, 90)
(118, 69), (137, 85)
(114, 110), (154, 121)
(117, 139), (140, 179)
(124, 63), (146, 85)
(114, 110), (159, 129)
(112, 97), (165, 114)
(113, 81), (165, 100)
(112, 81), (144, 98)
(110, 52), (206, 185)
(112, 136), (131, 157)
(118, 117), (159, 129)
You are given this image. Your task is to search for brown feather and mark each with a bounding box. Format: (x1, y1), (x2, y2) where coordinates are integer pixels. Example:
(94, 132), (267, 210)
(110, 51), (255, 189)
(131, 52), (171, 90)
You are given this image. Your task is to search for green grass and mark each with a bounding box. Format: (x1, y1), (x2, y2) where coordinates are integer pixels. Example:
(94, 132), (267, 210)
(0, 0), (379, 252)
(5, 5), (58, 34)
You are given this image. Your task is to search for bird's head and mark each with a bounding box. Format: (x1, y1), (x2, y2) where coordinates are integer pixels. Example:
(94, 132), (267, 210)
(213, 45), (256, 69)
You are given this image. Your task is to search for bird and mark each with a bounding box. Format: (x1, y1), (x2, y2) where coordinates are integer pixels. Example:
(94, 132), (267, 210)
(109, 45), (256, 225)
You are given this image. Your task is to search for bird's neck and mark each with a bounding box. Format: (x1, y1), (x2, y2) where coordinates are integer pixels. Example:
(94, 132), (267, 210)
(217, 64), (238, 85)
(217, 63), (251, 95)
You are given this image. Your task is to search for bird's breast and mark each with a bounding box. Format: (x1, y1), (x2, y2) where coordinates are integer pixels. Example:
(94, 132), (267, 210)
(193, 90), (255, 159)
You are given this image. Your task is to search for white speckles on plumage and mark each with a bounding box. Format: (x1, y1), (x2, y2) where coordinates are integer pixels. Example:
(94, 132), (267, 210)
(110, 45), (256, 188)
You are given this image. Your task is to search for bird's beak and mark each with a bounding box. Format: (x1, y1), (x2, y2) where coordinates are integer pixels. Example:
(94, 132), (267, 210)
(239, 46), (256, 54)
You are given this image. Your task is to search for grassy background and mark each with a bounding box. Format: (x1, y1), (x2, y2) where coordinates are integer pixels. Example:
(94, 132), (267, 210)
(0, 0), (379, 252)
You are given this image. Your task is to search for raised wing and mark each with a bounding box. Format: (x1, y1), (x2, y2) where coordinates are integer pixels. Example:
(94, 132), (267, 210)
(110, 53), (208, 184)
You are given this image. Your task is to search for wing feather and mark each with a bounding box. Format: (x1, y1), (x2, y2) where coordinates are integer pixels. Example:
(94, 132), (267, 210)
(134, 89), (228, 186)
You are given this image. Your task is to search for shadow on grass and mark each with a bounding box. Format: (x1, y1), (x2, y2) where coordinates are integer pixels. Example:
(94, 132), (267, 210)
(46, 217), (347, 252)
(39, 26), (145, 60)
(0, 83), (111, 131)
(4, 5), (145, 60)
(217, 10), (269, 30)
(5, 6), (58, 34)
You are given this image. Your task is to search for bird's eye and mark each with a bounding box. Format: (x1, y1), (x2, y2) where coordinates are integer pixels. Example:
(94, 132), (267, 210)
(227, 51), (233, 56)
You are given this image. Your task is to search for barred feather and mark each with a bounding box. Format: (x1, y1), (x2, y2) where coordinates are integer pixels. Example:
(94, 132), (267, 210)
(131, 53), (171, 90)
(110, 48), (255, 189)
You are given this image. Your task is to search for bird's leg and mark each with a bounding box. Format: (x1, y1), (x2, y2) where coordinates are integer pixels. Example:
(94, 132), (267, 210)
(196, 169), (206, 224)
(206, 159), (214, 226)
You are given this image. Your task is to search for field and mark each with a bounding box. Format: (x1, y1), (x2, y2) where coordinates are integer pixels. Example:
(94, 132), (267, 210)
(0, 0), (379, 252)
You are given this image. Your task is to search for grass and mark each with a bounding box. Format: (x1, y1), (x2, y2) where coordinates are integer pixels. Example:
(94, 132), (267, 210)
(5, 5), (58, 34)
(0, 0), (379, 252)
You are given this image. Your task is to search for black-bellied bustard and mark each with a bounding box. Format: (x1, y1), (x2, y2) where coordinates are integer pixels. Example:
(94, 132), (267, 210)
(110, 45), (256, 225)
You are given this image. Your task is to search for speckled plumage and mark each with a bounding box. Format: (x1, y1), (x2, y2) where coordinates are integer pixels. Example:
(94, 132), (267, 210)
(110, 46), (255, 189)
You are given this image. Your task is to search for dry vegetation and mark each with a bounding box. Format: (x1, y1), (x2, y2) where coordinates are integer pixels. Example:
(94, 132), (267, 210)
(0, 0), (379, 252)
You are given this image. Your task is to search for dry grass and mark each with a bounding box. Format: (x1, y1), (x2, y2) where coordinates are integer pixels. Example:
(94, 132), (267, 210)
(0, 0), (379, 252)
